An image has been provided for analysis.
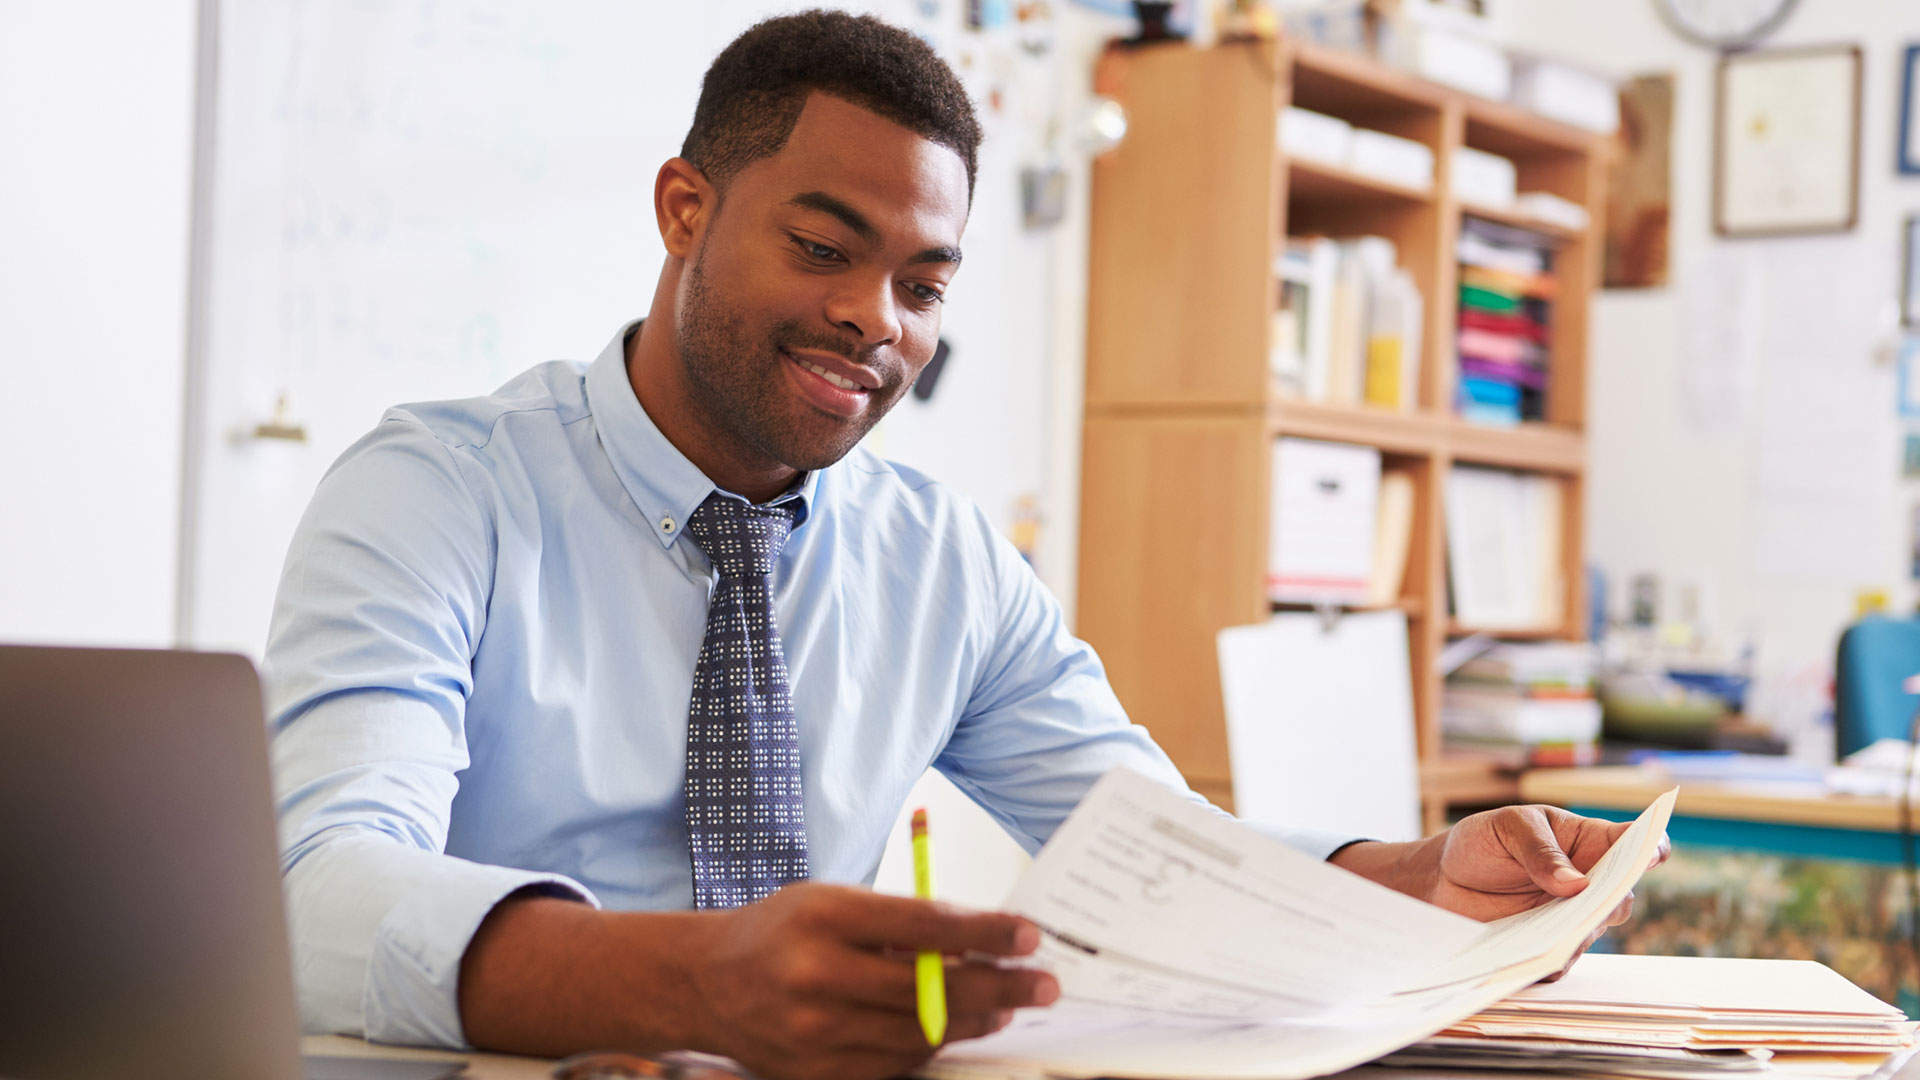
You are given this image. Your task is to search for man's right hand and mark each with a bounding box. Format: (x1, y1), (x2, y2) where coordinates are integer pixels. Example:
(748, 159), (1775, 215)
(457, 882), (1057, 1080)
(687, 882), (1057, 1079)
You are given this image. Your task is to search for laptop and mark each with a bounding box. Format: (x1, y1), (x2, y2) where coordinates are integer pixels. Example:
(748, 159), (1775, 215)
(0, 645), (463, 1080)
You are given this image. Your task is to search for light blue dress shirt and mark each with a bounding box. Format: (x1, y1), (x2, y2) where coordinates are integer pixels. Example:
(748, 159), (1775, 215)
(266, 322), (1351, 1048)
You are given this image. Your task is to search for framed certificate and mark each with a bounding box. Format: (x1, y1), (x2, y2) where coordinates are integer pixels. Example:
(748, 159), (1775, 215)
(1900, 45), (1920, 175)
(1714, 44), (1861, 237)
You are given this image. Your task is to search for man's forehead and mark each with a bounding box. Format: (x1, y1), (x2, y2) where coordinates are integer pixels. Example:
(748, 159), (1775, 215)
(749, 92), (970, 227)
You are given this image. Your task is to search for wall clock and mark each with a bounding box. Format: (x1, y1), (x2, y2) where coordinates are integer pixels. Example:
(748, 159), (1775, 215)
(1656, 0), (1801, 49)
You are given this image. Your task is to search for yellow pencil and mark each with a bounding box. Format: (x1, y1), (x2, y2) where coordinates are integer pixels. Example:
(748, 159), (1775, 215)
(911, 808), (947, 1046)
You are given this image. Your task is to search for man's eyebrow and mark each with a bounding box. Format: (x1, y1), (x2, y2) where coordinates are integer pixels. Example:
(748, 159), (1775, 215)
(786, 191), (879, 246)
(785, 190), (962, 266)
(908, 245), (963, 266)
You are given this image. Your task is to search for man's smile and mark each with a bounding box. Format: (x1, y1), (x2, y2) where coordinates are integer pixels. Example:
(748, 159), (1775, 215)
(781, 346), (882, 418)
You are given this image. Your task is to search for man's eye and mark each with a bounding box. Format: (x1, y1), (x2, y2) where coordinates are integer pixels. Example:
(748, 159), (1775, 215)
(795, 238), (841, 262)
(907, 283), (945, 305)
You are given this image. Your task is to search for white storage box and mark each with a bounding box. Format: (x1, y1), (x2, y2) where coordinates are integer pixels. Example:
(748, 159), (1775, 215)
(1349, 129), (1434, 191)
(1280, 106), (1355, 168)
(1451, 145), (1517, 208)
(1512, 58), (1619, 135)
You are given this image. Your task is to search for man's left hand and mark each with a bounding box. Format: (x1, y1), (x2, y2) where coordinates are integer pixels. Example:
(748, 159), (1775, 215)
(1329, 804), (1671, 978)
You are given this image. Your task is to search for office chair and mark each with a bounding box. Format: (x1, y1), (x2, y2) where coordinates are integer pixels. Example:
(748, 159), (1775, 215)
(1834, 617), (1920, 758)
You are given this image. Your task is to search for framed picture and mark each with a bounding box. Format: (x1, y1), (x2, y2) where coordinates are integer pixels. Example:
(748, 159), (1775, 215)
(1714, 44), (1861, 237)
(1901, 45), (1920, 175)
(1606, 73), (1674, 289)
(1905, 215), (1920, 327)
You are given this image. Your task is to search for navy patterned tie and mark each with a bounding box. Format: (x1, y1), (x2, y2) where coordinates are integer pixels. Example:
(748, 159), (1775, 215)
(681, 492), (811, 910)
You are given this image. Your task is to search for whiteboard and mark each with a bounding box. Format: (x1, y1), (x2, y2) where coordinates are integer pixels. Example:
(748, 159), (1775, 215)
(186, 0), (1063, 653)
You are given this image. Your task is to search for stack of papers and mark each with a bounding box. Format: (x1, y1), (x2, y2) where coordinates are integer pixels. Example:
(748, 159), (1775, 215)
(1385, 953), (1916, 1080)
(924, 767), (1675, 1080)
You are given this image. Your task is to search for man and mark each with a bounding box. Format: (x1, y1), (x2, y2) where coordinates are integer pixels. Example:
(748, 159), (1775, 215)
(267, 11), (1658, 1080)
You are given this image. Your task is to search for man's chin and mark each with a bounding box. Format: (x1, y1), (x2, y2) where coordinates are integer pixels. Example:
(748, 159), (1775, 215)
(778, 438), (868, 473)
(751, 423), (869, 474)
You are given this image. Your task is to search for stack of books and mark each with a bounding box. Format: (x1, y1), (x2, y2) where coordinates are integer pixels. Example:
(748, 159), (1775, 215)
(1456, 217), (1556, 426)
(1384, 953), (1917, 1080)
(1443, 640), (1600, 767)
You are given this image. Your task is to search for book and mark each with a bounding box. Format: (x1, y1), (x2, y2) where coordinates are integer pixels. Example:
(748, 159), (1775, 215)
(1274, 235), (1423, 411)
(1454, 640), (1599, 689)
(1443, 685), (1603, 744)
(1365, 468), (1416, 606)
(1271, 237), (1338, 400)
(1456, 218), (1557, 425)
(1446, 466), (1565, 630)
(1364, 266), (1423, 410)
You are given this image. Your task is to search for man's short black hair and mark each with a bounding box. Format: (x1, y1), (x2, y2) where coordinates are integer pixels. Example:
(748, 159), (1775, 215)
(681, 10), (981, 201)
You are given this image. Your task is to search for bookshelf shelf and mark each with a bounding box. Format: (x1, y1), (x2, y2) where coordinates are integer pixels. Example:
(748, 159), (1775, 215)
(1265, 399), (1585, 473)
(1268, 397), (1437, 455)
(1448, 622), (1569, 641)
(1291, 40), (1449, 114)
(1444, 419), (1586, 473)
(1420, 755), (1523, 807)
(1289, 159), (1434, 206)
(1462, 97), (1600, 157)
(1080, 38), (1607, 834)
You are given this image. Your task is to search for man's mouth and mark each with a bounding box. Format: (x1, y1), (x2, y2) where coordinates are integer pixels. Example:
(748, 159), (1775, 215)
(780, 347), (882, 419)
(793, 357), (864, 392)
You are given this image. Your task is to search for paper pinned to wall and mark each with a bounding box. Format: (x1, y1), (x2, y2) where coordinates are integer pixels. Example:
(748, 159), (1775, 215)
(1748, 344), (1894, 583)
(1678, 248), (1762, 439)
(1217, 611), (1419, 843)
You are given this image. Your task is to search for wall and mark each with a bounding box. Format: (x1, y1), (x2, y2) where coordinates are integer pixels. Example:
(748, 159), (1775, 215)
(0, 0), (1108, 905)
(1503, 1), (1920, 752)
(0, 0), (197, 646)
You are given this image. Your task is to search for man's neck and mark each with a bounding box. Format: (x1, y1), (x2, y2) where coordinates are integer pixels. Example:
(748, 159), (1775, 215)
(624, 316), (799, 505)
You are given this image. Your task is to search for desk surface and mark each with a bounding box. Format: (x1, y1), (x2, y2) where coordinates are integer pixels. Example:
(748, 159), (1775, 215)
(306, 1035), (547, 1079)
(302, 1037), (1920, 1080)
(1521, 765), (1907, 833)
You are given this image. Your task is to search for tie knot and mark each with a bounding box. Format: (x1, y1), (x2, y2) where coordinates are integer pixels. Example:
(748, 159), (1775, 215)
(683, 493), (797, 578)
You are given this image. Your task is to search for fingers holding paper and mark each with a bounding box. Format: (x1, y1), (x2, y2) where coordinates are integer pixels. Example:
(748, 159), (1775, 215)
(1424, 805), (1669, 924)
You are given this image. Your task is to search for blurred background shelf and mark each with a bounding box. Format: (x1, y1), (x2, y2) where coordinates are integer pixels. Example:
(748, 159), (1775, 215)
(1080, 37), (1607, 833)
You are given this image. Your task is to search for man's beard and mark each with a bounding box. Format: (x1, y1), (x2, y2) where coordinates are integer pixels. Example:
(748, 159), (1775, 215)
(675, 250), (900, 475)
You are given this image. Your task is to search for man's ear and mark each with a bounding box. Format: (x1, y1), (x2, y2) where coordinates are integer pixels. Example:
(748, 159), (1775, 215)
(655, 157), (714, 259)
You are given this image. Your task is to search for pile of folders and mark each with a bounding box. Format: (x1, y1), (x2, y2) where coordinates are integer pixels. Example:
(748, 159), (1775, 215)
(1382, 953), (1917, 1080)
(1456, 216), (1556, 426)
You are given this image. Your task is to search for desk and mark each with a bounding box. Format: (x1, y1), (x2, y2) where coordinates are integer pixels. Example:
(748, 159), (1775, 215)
(1521, 765), (1910, 864)
(301, 1038), (1920, 1080)
(304, 1035), (546, 1079)
(1522, 765), (1917, 1013)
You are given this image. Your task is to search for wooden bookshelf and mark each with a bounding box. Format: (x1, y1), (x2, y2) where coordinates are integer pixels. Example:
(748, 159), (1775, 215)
(1079, 38), (1609, 833)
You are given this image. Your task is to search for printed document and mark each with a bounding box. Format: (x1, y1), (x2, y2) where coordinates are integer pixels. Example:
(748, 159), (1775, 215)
(927, 767), (1676, 1080)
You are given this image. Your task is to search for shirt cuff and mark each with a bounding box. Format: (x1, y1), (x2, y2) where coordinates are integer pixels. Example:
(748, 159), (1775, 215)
(364, 860), (598, 1048)
(1245, 822), (1369, 862)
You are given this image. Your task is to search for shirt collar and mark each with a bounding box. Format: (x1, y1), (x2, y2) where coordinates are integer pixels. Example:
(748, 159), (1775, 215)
(584, 320), (818, 549)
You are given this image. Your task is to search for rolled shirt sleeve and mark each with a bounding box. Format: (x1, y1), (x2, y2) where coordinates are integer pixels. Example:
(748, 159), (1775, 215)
(266, 414), (595, 1047)
(934, 508), (1361, 862)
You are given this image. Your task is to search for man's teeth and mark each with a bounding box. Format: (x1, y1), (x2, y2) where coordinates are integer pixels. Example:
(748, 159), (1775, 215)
(799, 359), (862, 392)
